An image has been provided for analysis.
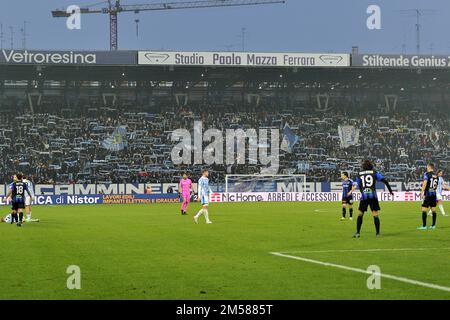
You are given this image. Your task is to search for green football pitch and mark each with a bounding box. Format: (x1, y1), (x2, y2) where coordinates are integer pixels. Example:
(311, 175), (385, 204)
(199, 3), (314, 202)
(1, 201), (450, 300)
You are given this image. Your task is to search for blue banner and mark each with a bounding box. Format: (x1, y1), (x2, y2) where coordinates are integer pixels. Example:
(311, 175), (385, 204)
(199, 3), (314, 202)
(0, 194), (180, 206)
(282, 123), (300, 153)
(102, 126), (128, 151)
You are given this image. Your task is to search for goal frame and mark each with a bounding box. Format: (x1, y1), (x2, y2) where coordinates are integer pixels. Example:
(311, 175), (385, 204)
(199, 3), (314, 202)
(224, 174), (307, 193)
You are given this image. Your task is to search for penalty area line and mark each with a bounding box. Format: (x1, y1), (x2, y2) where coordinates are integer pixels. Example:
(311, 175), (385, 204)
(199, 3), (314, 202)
(270, 252), (450, 293)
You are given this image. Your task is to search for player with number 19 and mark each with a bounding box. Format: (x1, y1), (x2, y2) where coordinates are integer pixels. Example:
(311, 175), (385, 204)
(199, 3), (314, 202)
(349, 160), (393, 238)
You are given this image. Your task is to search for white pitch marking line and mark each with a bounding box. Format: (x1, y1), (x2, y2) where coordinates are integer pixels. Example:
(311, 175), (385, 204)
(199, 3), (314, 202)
(282, 247), (450, 254)
(313, 209), (334, 213)
(270, 252), (450, 293)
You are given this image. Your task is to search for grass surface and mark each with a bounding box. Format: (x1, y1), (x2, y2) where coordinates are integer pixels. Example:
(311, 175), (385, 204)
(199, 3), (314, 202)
(1, 201), (450, 300)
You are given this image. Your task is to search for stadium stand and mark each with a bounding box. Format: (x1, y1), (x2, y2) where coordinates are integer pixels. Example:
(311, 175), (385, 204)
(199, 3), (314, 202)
(1, 101), (448, 185)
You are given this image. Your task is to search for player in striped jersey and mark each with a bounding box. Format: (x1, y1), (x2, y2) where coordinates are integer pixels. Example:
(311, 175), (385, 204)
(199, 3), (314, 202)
(419, 164), (439, 230)
(349, 160), (393, 238)
(341, 172), (355, 221)
(6, 173), (33, 226)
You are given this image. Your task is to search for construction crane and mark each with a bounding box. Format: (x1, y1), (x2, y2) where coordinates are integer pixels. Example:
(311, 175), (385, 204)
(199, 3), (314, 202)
(52, 0), (286, 51)
(397, 9), (436, 55)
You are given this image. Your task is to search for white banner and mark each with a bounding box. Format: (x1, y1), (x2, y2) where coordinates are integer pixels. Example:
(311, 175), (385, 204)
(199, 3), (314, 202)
(138, 51), (350, 68)
(338, 125), (360, 148)
(210, 192), (450, 203)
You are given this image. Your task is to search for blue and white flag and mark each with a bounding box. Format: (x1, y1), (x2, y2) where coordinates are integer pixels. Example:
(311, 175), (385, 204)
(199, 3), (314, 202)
(102, 126), (128, 151)
(281, 123), (300, 153)
(338, 125), (360, 148)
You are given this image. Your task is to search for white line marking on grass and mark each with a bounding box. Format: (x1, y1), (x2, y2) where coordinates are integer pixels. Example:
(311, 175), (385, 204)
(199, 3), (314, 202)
(270, 252), (450, 293)
(282, 247), (450, 254)
(313, 209), (333, 213)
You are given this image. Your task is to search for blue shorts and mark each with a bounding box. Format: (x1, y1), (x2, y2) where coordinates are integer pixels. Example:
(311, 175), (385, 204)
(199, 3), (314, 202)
(201, 195), (209, 206)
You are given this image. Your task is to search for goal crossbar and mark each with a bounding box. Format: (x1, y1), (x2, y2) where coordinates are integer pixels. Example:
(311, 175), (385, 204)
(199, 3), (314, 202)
(225, 174), (307, 193)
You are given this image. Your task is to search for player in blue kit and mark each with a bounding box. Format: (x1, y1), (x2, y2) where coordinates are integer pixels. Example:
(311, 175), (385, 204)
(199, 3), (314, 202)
(348, 160), (393, 238)
(341, 172), (355, 221)
(418, 164), (440, 230)
(5, 173), (33, 227)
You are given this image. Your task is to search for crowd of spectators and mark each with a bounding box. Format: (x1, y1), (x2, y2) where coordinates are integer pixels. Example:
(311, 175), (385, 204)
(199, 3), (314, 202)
(0, 102), (448, 185)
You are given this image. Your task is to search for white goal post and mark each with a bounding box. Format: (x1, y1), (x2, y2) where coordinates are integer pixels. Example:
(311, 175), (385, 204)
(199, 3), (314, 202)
(225, 174), (307, 193)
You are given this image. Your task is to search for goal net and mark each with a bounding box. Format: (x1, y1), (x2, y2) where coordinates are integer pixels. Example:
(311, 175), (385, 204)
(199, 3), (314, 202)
(225, 174), (307, 193)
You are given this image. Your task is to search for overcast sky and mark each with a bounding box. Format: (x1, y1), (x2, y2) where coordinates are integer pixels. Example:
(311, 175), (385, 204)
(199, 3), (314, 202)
(0, 0), (449, 53)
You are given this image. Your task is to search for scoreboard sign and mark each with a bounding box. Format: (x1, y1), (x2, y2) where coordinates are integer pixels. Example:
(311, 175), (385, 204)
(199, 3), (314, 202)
(138, 51), (350, 68)
(352, 54), (450, 69)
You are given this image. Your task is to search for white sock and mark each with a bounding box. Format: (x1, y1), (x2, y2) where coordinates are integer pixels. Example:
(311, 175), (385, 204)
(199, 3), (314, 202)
(27, 212), (31, 220)
(195, 209), (204, 219)
(204, 210), (210, 223)
(439, 205), (446, 215)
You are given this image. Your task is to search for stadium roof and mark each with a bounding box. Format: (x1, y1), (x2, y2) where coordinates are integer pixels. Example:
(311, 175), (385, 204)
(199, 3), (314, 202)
(1, 50), (450, 91)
